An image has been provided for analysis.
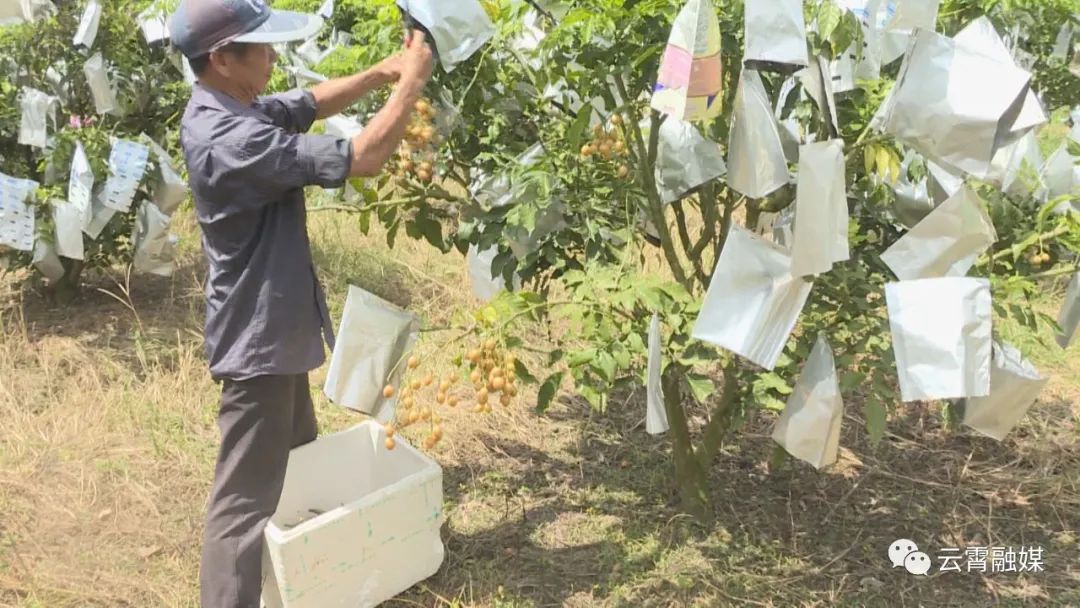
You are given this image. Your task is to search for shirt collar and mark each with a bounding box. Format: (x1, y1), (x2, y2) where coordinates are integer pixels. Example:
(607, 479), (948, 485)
(191, 83), (274, 125)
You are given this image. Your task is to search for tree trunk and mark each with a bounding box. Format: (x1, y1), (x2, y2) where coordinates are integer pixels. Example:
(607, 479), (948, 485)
(42, 260), (84, 307)
(662, 369), (711, 522)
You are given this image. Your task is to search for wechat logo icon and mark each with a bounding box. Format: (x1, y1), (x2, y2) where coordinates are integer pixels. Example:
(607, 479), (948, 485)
(889, 539), (931, 576)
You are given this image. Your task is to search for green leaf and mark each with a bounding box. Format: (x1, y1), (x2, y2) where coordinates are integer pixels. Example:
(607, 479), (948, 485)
(537, 372), (563, 413)
(756, 372), (793, 395)
(686, 373), (715, 404)
(592, 350), (617, 383)
(864, 398), (887, 446)
(567, 348), (596, 368)
(513, 358), (538, 385)
(566, 104), (592, 153)
(816, 0), (843, 43)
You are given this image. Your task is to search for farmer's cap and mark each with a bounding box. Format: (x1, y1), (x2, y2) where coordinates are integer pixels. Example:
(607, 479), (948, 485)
(168, 0), (324, 59)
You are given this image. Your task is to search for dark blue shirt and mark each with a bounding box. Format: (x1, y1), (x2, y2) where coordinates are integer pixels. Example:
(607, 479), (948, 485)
(179, 84), (352, 381)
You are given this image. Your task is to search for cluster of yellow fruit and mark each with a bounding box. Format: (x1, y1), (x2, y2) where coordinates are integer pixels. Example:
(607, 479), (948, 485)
(463, 338), (519, 414)
(379, 340), (518, 452)
(1028, 249), (1052, 266)
(381, 354), (452, 451)
(580, 114), (631, 179)
(394, 98), (439, 183)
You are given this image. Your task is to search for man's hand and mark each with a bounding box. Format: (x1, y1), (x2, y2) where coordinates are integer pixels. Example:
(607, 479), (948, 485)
(399, 30), (434, 90)
(372, 53), (405, 85)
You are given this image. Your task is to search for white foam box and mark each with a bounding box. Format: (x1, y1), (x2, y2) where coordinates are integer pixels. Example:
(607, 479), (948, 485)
(261, 421), (445, 608)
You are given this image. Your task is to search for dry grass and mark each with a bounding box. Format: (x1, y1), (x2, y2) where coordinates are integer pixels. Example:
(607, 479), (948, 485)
(0, 199), (1078, 607)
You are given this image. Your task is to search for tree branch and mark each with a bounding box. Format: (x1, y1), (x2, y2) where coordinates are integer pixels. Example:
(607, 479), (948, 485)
(697, 362), (740, 468)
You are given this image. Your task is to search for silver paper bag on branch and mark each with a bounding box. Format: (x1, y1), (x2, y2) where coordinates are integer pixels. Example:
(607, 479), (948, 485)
(962, 341), (1047, 441)
(52, 199), (84, 260)
(73, 0), (102, 50)
(833, 0), (893, 84)
(654, 117), (727, 204)
(881, 185), (997, 281)
(774, 76), (803, 163)
(32, 239), (64, 282)
(791, 140), (849, 277)
(927, 159), (964, 203)
(744, 0), (809, 70)
(83, 188), (115, 240)
(953, 17), (1047, 138)
(324, 284), (421, 424)
(1057, 271), (1080, 349)
(143, 136), (187, 216)
(131, 201), (176, 276)
(466, 244), (520, 302)
(885, 277), (992, 401)
(727, 68), (790, 199)
(103, 139), (149, 212)
(879, 0), (940, 65)
(83, 52), (122, 116)
(394, 0), (495, 73)
(650, 0), (723, 123)
(646, 313), (669, 435)
(69, 141), (94, 229)
(44, 62), (69, 105)
(799, 58), (840, 135)
(1041, 145), (1078, 212)
(469, 143), (545, 209)
(324, 114), (364, 139)
(691, 225), (813, 370)
(0, 0), (54, 25)
(317, 0), (333, 19)
(0, 173), (38, 252)
(137, 2), (169, 45)
(18, 87), (56, 149)
(771, 334), (843, 469)
(882, 29), (1031, 179)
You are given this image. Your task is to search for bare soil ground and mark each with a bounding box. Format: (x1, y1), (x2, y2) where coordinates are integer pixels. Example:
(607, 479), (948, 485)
(1, 208), (1077, 607)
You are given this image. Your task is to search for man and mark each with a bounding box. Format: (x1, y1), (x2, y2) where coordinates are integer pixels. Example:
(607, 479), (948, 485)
(167, 1), (433, 605)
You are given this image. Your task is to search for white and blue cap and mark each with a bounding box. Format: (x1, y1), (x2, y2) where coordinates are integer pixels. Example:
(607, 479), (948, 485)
(168, 0), (323, 58)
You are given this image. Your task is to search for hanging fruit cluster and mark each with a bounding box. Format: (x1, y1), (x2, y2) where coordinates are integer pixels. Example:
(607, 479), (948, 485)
(462, 338), (519, 414)
(379, 339), (519, 452)
(579, 114), (630, 179)
(392, 98), (440, 183)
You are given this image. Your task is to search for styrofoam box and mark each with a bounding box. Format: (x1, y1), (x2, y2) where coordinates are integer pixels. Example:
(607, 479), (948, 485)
(261, 421), (445, 608)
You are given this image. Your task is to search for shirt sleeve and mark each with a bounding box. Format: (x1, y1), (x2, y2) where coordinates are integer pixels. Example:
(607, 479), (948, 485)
(206, 122), (353, 215)
(253, 88), (319, 134)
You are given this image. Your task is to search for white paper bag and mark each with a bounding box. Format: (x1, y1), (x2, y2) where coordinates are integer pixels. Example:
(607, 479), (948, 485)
(466, 244), (520, 302)
(131, 201), (176, 276)
(692, 225), (813, 370)
(52, 199), (84, 260)
(727, 68), (790, 199)
(885, 277), (992, 401)
(32, 239), (64, 282)
(73, 0), (102, 50)
(324, 114), (364, 139)
(83, 52), (122, 116)
(881, 185), (997, 281)
(962, 341), (1047, 441)
(395, 0), (495, 73)
(653, 116), (727, 204)
(103, 138), (149, 212)
(744, 0), (809, 70)
(881, 29), (1031, 179)
(1041, 145), (1078, 207)
(137, 2), (169, 45)
(953, 17), (1047, 138)
(878, 0), (941, 65)
(317, 0), (333, 19)
(1057, 271), (1079, 349)
(646, 313), (669, 435)
(68, 141), (95, 229)
(143, 136), (187, 216)
(83, 187), (116, 240)
(791, 140), (849, 277)
(771, 334), (843, 469)
(0, 173), (38, 252)
(17, 87), (56, 149)
(324, 285), (421, 423)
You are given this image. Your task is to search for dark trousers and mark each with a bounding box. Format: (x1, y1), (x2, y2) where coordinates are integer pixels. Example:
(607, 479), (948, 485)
(200, 373), (318, 608)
